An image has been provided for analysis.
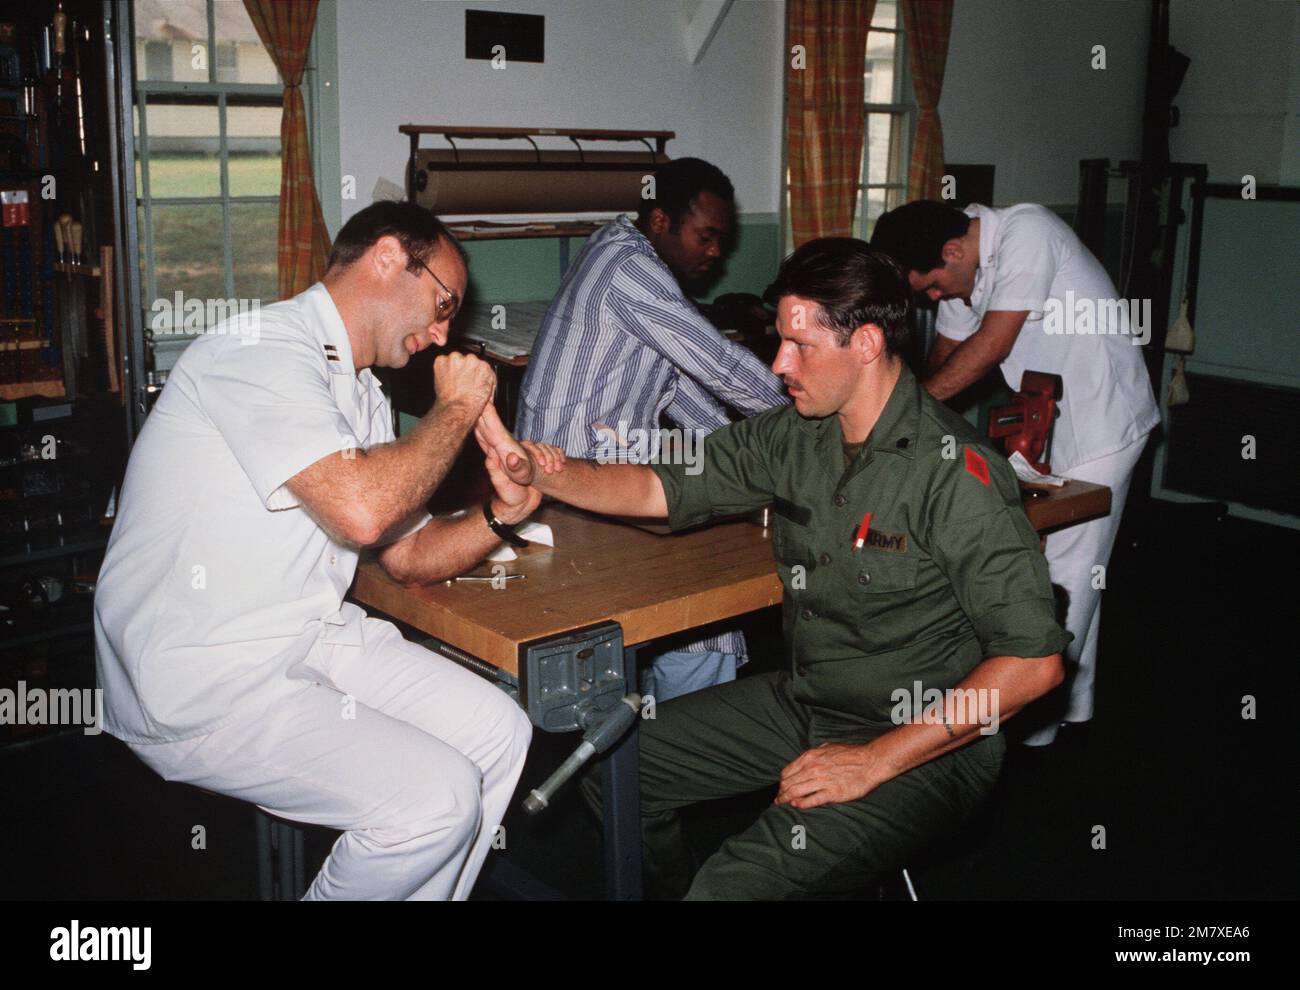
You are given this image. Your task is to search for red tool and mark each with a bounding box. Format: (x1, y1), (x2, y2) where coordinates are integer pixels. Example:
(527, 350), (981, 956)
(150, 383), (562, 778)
(988, 370), (1062, 475)
(852, 511), (872, 551)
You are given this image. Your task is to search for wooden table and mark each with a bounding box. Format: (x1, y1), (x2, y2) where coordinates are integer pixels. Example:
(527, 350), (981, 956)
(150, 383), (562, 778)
(353, 505), (782, 678)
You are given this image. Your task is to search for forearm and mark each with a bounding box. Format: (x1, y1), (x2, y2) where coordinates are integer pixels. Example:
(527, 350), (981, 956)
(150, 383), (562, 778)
(859, 653), (1063, 788)
(628, 297), (785, 415)
(533, 458), (668, 518)
(925, 332), (960, 377)
(923, 334), (1005, 401)
(379, 510), (504, 586)
(350, 398), (481, 535)
(727, 347), (790, 415)
(923, 311), (1027, 402)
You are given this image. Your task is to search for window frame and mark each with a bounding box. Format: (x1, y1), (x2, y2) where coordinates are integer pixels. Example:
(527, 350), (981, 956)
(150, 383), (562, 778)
(132, 0), (299, 335)
(858, 6), (914, 241)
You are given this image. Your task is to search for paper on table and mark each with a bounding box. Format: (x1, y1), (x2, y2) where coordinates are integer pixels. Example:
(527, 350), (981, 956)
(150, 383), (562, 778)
(1008, 450), (1068, 487)
(486, 521), (555, 561)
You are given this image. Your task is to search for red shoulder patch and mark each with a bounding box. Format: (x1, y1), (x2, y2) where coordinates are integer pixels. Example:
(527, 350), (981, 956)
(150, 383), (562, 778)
(964, 447), (990, 486)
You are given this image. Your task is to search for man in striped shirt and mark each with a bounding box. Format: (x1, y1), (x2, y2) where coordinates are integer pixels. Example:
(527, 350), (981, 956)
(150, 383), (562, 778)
(516, 158), (788, 702)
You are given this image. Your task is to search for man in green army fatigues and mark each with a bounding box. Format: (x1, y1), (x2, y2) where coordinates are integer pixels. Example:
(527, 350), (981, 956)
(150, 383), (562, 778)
(476, 238), (1071, 899)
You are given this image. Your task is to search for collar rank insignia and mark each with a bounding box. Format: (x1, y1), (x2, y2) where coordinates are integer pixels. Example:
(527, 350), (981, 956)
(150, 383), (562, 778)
(964, 447), (990, 486)
(323, 344), (340, 363)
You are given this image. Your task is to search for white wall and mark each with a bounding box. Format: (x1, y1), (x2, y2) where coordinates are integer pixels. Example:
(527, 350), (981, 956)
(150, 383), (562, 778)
(1169, 0), (1298, 185)
(333, 0), (785, 222)
(940, 0), (1149, 205)
(332, 0), (1295, 221)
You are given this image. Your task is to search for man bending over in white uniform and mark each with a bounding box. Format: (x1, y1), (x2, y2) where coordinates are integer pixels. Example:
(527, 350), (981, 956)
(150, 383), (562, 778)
(94, 201), (535, 899)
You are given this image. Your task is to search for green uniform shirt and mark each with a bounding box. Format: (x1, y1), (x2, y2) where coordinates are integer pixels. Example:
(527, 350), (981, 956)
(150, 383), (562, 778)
(650, 364), (1071, 730)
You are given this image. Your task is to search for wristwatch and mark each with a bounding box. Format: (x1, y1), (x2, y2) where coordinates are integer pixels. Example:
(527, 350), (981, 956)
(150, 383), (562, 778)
(483, 498), (529, 548)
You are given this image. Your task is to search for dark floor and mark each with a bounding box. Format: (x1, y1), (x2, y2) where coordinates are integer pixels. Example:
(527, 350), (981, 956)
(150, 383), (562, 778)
(2, 499), (1295, 900)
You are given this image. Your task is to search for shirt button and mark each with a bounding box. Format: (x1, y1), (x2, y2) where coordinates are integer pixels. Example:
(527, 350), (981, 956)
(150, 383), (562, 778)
(858, 572), (871, 585)
(819, 552), (832, 566)
(800, 607), (814, 620)
(833, 494), (847, 507)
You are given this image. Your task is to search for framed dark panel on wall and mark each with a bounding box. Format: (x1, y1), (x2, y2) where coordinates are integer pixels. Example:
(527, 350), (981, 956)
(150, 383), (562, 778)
(465, 10), (545, 64)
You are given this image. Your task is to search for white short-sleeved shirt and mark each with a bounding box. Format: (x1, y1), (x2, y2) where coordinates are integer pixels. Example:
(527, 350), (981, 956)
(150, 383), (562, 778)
(935, 204), (1160, 470)
(93, 283), (429, 744)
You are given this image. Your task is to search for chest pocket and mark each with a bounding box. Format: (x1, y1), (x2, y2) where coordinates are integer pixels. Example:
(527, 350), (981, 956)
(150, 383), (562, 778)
(852, 553), (918, 595)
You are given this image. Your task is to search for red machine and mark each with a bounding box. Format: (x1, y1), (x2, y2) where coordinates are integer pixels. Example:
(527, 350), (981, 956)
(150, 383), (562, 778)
(988, 371), (1062, 475)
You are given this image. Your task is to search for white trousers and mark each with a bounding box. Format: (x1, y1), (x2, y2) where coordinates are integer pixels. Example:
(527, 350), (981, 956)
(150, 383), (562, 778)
(129, 614), (532, 899)
(1021, 433), (1150, 746)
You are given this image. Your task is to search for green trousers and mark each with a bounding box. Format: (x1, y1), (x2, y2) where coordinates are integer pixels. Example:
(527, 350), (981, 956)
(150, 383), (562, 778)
(584, 670), (1005, 900)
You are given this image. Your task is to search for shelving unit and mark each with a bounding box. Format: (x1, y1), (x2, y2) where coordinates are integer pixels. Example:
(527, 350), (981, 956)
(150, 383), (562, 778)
(0, 3), (130, 749)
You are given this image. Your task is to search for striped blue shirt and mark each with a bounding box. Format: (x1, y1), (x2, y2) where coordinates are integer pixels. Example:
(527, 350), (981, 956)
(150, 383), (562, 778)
(516, 216), (788, 661)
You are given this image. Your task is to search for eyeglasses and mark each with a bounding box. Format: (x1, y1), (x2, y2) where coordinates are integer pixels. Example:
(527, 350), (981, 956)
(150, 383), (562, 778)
(411, 257), (461, 324)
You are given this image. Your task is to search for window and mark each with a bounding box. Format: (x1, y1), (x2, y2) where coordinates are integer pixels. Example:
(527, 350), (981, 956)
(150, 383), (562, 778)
(133, 0), (283, 342)
(859, 0), (912, 239)
(783, 0), (913, 252)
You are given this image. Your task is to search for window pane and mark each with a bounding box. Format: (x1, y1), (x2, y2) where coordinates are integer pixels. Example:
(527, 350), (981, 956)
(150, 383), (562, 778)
(143, 100), (221, 198)
(887, 116), (906, 188)
(144, 41), (173, 82)
(213, 0), (281, 84)
(863, 188), (889, 240)
(866, 113), (894, 186)
(150, 203), (227, 306)
(230, 202), (279, 303)
(865, 31), (897, 105)
(867, 113), (908, 188)
(227, 104), (281, 196)
(137, 203), (149, 297)
(134, 0), (210, 83)
(872, 0), (898, 30)
(133, 103), (142, 192)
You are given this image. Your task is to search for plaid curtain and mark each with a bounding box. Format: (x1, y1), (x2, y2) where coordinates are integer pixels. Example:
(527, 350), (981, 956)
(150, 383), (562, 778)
(785, 0), (875, 248)
(901, 0), (954, 202)
(244, 0), (332, 299)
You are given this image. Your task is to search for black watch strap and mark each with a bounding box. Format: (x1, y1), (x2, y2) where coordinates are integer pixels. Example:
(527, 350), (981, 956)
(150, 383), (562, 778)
(483, 499), (528, 548)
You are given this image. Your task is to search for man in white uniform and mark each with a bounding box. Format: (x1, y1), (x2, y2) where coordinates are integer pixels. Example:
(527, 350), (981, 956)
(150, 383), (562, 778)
(94, 202), (535, 897)
(872, 200), (1160, 745)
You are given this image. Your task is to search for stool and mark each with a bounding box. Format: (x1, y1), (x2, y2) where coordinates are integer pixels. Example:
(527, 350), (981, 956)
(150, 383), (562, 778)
(185, 784), (307, 899)
(255, 810), (307, 900)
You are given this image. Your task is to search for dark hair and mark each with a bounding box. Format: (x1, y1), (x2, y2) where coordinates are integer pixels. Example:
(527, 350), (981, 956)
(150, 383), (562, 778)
(869, 200), (971, 273)
(763, 238), (912, 355)
(636, 157), (735, 227)
(327, 200), (467, 273)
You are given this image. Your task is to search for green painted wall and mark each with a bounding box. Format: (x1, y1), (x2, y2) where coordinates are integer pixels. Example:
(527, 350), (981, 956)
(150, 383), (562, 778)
(458, 213), (781, 307)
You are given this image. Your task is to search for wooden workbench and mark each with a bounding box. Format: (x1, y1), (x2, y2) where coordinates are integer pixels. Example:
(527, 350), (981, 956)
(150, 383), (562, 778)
(1022, 478), (1111, 533)
(351, 480), (1111, 677)
(353, 505), (783, 677)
